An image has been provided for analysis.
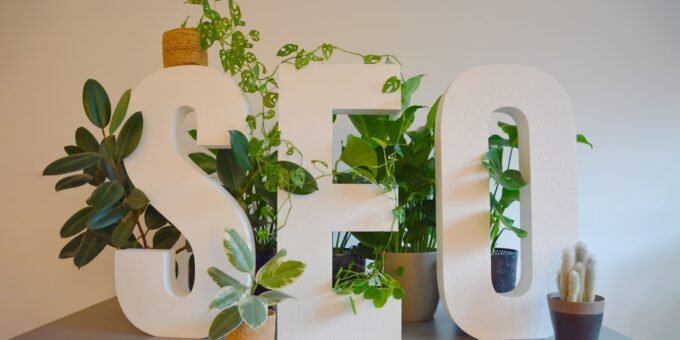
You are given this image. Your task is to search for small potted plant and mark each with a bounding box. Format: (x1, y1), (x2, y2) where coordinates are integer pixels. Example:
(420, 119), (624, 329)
(332, 232), (366, 284)
(207, 228), (305, 340)
(548, 242), (605, 340)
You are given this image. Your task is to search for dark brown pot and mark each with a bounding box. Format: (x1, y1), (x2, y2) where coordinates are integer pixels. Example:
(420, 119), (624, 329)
(547, 293), (605, 340)
(491, 248), (518, 293)
(162, 28), (208, 68)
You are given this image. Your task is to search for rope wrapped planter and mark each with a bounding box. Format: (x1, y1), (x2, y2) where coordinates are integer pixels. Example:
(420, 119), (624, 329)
(162, 28), (208, 68)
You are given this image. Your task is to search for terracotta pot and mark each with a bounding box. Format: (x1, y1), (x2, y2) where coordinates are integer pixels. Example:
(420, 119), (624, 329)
(162, 28), (207, 68)
(227, 309), (276, 340)
(547, 293), (605, 340)
(384, 252), (438, 322)
(491, 247), (518, 293)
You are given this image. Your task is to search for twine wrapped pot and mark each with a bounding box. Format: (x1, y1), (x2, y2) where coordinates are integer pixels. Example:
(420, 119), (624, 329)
(162, 28), (207, 68)
(227, 309), (276, 340)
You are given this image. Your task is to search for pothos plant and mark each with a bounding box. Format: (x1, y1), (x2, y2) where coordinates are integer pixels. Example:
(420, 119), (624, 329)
(483, 122), (593, 254)
(207, 228), (305, 339)
(43, 80), (188, 268)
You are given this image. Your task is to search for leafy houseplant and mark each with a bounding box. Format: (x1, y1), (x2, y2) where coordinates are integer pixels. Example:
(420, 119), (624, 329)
(483, 123), (593, 293)
(548, 242), (604, 340)
(43, 80), (189, 269)
(207, 228), (305, 340)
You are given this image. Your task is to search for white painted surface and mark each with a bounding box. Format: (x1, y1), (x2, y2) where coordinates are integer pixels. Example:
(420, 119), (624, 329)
(436, 65), (578, 339)
(1, 1), (678, 339)
(277, 64), (401, 340)
(117, 66), (253, 337)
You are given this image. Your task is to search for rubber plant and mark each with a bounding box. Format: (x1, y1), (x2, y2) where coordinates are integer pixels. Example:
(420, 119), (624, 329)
(43, 80), (189, 268)
(207, 228), (305, 339)
(483, 123), (593, 253)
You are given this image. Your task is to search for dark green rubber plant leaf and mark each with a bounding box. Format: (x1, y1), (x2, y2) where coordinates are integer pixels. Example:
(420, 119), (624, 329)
(153, 225), (181, 249)
(74, 231), (108, 268)
(59, 233), (85, 259)
(43, 152), (101, 176)
(116, 111), (143, 161)
(229, 130), (252, 171)
(82, 79), (111, 128)
(109, 89), (131, 134)
(55, 174), (93, 191)
(209, 306), (243, 340)
(87, 204), (129, 230)
(144, 205), (168, 230)
(75, 127), (100, 152)
(60, 207), (92, 238)
(89, 181), (125, 210)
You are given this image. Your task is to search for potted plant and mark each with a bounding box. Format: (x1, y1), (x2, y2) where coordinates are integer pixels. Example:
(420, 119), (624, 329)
(207, 228), (305, 339)
(548, 242), (605, 340)
(331, 232), (366, 284)
(334, 74), (440, 321)
(483, 124), (593, 293)
(43, 80), (193, 281)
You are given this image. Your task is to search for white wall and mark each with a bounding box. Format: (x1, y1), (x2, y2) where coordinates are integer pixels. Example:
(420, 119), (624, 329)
(1, 0), (678, 339)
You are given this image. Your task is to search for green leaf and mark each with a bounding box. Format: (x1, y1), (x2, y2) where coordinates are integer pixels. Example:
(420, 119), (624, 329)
(110, 89), (131, 134)
(82, 79), (111, 128)
(498, 169), (527, 190)
(263, 92), (278, 108)
(210, 285), (248, 310)
(401, 74), (425, 107)
(497, 122), (518, 147)
(153, 225), (181, 249)
(499, 187), (520, 208)
(75, 127), (99, 152)
(116, 111), (143, 161)
(352, 232), (390, 249)
(59, 233), (84, 259)
(425, 96), (441, 131)
(209, 306), (242, 340)
(382, 76), (401, 93)
(481, 147), (503, 179)
(55, 174), (93, 191)
(189, 152), (217, 174)
(258, 260), (305, 290)
(90, 181), (125, 210)
(577, 134), (593, 149)
(111, 218), (136, 248)
(64, 145), (84, 155)
(238, 296), (268, 329)
(127, 188), (149, 210)
(207, 266), (242, 287)
(144, 205), (168, 229)
(321, 43), (334, 59)
(43, 152), (101, 176)
(392, 287), (405, 299)
(340, 135), (378, 175)
(223, 228), (255, 273)
(276, 43), (298, 57)
(277, 161), (318, 195)
(248, 29), (260, 41)
(506, 226), (528, 238)
(259, 290), (296, 306)
(372, 288), (391, 308)
(74, 231), (107, 268)
(229, 130), (252, 171)
(216, 149), (245, 191)
(87, 204), (129, 230)
(363, 55), (381, 64)
(60, 207), (92, 238)
(488, 134), (511, 147)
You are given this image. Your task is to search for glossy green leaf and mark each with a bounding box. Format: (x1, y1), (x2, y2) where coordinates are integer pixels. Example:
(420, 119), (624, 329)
(363, 55), (381, 64)
(497, 121), (518, 147)
(153, 225), (181, 249)
(55, 174), (93, 191)
(210, 285), (247, 310)
(229, 130), (252, 171)
(392, 287), (405, 299)
(260, 290), (295, 306)
(111, 218), (136, 248)
(59, 233), (84, 259)
(43, 152), (101, 176)
(74, 232), (107, 268)
(189, 152), (217, 174)
(238, 296), (268, 329)
(209, 306), (242, 340)
(216, 149), (245, 191)
(321, 43), (334, 59)
(127, 188), (149, 210)
(401, 74), (425, 107)
(258, 260), (305, 290)
(506, 226), (528, 238)
(64, 145), (84, 155)
(425, 96), (441, 131)
(60, 207), (92, 238)
(340, 135), (378, 175)
(82, 79), (111, 128)
(577, 134), (593, 149)
(372, 288), (391, 308)
(223, 228), (255, 273)
(90, 181), (125, 210)
(488, 134), (511, 147)
(498, 169), (527, 190)
(87, 204), (129, 230)
(276, 43), (298, 57)
(116, 111), (143, 161)
(481, 147), (503, 178)
(207, 266), (242, 288)
(109, 89), (131, 134)
(75, 127), (99, 152)
(144, 205), (168, 229)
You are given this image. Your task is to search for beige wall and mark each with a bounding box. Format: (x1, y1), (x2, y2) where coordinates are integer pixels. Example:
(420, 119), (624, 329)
(1, 1), (678, 339)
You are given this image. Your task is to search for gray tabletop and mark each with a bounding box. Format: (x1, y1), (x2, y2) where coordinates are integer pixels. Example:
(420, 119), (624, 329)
(13, 298), (629, 340)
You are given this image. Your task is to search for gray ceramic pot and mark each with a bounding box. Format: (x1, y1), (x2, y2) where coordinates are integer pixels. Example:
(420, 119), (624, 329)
(547, 293), (605, 340)
(384, 252), (438, 322)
